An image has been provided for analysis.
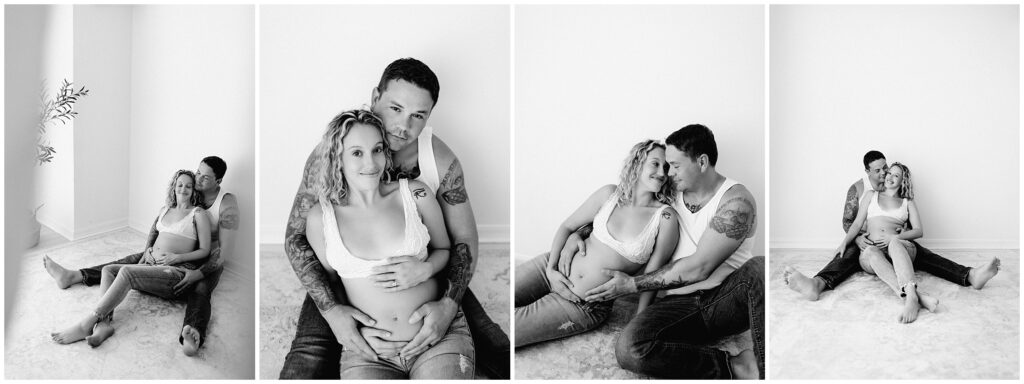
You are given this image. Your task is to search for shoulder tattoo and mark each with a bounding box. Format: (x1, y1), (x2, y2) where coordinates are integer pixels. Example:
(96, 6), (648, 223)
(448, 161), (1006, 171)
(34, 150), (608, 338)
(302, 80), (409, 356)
(219, 205), (240, 230)
(439, 158), (468, 206)
(709, 196), (756, 240)
(661, 210), (672, 220)
(412, 187), (428, 199)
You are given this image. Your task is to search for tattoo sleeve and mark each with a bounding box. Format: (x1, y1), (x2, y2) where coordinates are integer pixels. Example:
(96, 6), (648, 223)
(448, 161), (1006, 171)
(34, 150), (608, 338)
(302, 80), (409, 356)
(842, 184), (858, 233)
(198, 247), (221, 275)
(144, 216), (159, 249)
(439, 158), (468, 206)
(709, 196), (756, 240)
(634, 260), (695, 291)
(219, 204), (240, 230)
(442, 243), (472, 302)
(285, 151), (341, 312)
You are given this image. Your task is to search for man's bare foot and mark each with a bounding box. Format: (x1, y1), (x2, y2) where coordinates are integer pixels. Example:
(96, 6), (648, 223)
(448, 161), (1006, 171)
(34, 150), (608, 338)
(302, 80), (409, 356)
(181, 325), (200, 357)
(898, 289), (922, 324)
(729, 349), (759, 379)
(968, 258), (1000, 289)
(784, 266), (824, 301)
(917, 292), (939, 312)
(85, 321), (115, 348)
(51, 315), (97, 344)
(43, 255), (82, 289)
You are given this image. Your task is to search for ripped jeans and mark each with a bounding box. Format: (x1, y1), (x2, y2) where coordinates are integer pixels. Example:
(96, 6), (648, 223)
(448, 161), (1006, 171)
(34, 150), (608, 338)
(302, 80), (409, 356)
(94, 264), (189, 319)
(514, 253), (613, 348)
(338, 310), (475, 379)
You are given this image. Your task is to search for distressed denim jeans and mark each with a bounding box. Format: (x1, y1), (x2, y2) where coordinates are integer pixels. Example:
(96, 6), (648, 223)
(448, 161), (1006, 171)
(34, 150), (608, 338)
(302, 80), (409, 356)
(514, 253), (613, 348)
(815, 240), (971, 290)
(338, 310), (475, 379)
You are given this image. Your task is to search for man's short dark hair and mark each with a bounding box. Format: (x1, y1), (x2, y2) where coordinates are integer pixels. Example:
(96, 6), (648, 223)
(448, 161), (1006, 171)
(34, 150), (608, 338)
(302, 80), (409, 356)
(377, 58), (440, 107)
(666, 124), (718, 166)
(863, 150), (886, 170)
(202, 156), (227, 181)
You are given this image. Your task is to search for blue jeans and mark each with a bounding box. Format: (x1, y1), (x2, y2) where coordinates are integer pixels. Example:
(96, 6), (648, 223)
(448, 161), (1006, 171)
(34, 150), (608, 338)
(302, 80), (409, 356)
(339, 311), (475, 379)
(514, 253), (613, 347)
(96, 264), (189, 317)
(814, 240), (971, 290)
(82, 252), (221, 347)
(615, 256), (765, 379)
(280, 288), (508, 379)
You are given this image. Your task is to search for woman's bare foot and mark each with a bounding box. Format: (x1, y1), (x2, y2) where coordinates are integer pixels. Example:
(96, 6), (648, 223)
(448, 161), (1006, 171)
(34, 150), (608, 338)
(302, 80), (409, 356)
(917, 292), (939, 312)
(181, 325), (201, 357)
(784, 266), (824, 301)
(43, 255), (82, 289)
(898, 289), (922, 324)
(729, 349), (759, 379)
(85, 320), (115, 348)
(51, 315), (97, 344)
(968, 258), (1000, 289)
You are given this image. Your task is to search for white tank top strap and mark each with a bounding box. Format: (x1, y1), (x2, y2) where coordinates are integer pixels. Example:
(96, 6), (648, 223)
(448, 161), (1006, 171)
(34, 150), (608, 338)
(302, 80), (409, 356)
(415, 126), (440, 194)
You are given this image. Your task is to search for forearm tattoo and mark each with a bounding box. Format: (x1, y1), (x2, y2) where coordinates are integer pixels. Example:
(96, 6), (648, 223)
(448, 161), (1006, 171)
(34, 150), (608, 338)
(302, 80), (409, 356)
(709, 196), (756, 240)
(439, 158), (468, 206)
(284, 153), (340, 312)
(442, 243), (473, 302)
(842, 185), (858, 233)
(634, 261), (695, 291)
(199, 247), (221, 275)
(145, 217), (160, 249)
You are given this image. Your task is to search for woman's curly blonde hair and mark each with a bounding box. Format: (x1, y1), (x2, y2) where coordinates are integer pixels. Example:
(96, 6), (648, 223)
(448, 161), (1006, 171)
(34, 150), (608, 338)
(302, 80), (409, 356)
(889, 162), (914, 200)
(310, 109), (394, 205)
(165, 170), (206, 209)
(616, 139), (675, 206)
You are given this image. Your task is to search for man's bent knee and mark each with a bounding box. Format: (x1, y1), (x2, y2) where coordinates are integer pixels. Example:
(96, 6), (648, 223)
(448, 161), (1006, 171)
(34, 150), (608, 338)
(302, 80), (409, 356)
(615, 326), (650, 372)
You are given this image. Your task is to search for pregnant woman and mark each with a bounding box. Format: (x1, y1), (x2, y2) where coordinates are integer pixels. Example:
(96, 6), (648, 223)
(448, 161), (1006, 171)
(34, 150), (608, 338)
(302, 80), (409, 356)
(304, 109), (472, 379)
(835, 162), (938, 323)
(514, 140), (680, 348)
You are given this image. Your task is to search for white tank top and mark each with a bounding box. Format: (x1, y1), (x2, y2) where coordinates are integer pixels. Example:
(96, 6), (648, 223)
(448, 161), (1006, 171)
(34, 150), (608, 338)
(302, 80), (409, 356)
(591, 190), (670, 264)
(861, 176), (874, 199)
(666, 178), (754, 295)
(866, 191), (909, 223)
(208, 189), (228, 227)
(414, 126), (440, 194)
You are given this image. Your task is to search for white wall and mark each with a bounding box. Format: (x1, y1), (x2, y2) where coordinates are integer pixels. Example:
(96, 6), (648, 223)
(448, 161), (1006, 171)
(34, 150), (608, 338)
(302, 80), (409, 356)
(260, 5), (511, 244)
(35, 5), (76, 239)
(770, 5), (1019, 249)
(73, 5), (132, 238)
(128, 6), (256, 282)
(515, 5), (766, 257)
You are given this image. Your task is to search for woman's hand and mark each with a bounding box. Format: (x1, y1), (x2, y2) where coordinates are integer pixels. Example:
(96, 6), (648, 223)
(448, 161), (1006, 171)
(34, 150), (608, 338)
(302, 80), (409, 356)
(159, 251), (184, 266)
(359, 326), (407, 358)
(833, 245), (846, 259)
(545, 267), (581, 303)
(370, 256), (433, 292)
(873, 233), (893, 248)
(557, 233), (585, 276)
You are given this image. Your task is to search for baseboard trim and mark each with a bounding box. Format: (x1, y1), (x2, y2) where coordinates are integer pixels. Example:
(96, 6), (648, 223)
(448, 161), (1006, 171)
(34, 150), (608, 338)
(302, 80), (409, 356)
(73, 218), (129, 240)
(771, 238), (1019, 250)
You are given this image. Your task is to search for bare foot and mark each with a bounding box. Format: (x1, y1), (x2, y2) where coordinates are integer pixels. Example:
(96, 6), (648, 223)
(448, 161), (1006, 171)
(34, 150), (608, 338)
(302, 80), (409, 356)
(181, 325), (201, 357)
(729, 349), (759, 379)
(968, 258), (1000, 289)
(51, 315), (97, 344)
(85, 320), (115, 348)
(43, 255), (82, 289)
(898, 289), (922, 324)
(784, 266), (823, 301)
(917, 292), (939, 312)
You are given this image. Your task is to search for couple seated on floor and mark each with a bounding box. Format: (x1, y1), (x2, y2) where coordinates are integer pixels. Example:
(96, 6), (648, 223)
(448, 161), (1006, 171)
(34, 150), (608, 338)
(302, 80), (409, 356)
(46, 156), (239, 355)
(515, 124), (764, 380)
(784, 150), (1001, 323)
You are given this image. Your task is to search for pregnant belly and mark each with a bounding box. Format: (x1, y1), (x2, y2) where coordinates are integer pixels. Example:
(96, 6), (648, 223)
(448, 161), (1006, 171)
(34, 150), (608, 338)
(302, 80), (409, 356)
(567, 238), (644, 298)
(865, 217), (905, 241)
(152, 233), (198, 255)
(343, 277), (440, 341)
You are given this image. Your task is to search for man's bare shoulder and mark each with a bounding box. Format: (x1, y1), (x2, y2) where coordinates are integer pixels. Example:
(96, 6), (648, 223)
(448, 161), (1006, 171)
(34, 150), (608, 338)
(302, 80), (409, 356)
(848, 179), (863, 196)
(722, 183), (756, 206)
(430, 134), (461, 171)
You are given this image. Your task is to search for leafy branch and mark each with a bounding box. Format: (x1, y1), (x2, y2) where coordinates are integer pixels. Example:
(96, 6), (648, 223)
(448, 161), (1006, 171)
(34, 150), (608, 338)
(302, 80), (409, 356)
(37, 79), (89, 164)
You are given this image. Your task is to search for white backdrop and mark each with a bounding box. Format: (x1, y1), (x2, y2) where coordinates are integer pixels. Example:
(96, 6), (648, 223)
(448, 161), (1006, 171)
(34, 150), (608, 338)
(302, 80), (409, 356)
(260, 5), (511, 244)
(770, 5), (1019, 249)
(515, 5), (766, 257)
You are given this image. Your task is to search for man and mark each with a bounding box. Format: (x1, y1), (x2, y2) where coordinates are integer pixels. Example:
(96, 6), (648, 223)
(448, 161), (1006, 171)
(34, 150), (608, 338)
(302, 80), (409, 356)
(42, 155), (240, 356)
(564, 124), (763, 379)
(784, 150), (1001, 301)
(279, 58), (509, 379)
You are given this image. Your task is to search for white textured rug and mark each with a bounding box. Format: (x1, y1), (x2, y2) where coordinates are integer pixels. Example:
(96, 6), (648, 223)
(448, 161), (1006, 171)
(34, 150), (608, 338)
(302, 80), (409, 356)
(770, 249), (1019, 379)
(259, 243), (510, 379)
(5, 228), (255, 379)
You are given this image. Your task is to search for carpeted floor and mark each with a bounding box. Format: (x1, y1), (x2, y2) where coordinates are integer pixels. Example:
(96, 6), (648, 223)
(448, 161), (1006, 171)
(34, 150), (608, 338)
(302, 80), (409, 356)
(512, 253), (754, 379)
(258, 243), (510, 379)
(770, 249), (1019, 379)
(4, 228), (256, 379)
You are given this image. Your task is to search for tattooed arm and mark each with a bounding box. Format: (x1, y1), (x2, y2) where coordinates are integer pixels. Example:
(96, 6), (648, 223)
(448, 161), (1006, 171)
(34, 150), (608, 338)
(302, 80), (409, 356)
(584, 184), (757, 301)
(199, 193), (239, 276)
(285, 148), (345, 312)
(635, 207), (679, 313)
(842, 181), (862, 233)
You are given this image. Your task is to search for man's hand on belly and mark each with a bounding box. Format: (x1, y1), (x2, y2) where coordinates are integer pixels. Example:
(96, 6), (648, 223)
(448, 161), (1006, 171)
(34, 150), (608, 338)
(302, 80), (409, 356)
(583, 269), (638, 302)
(400, 297), (457, 358)
(360, 327), (407, 358)
(322, 305), (379, 361)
